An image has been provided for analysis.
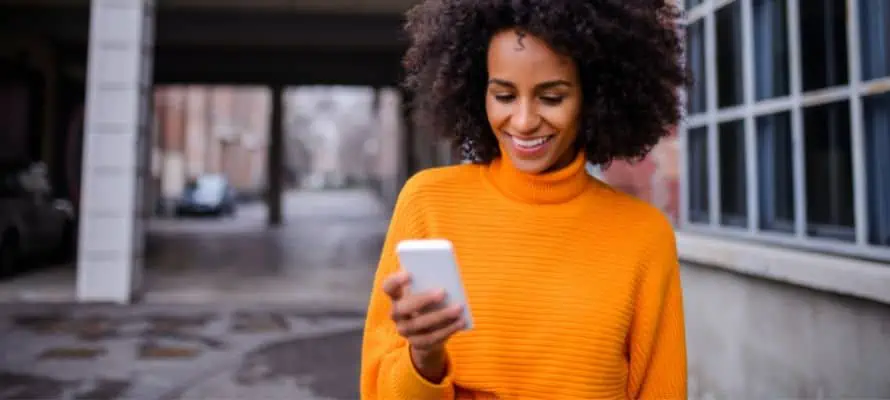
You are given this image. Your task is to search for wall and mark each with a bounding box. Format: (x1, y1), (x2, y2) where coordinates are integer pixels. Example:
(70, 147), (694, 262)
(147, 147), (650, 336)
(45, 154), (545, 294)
(601, 132), (679, 223)
(372, 88), (405, 211)
(286, 86), (379, 189)
(153, 85), (269, 205)
(682, 262), (890, 398)
(0, 81), (30, 165)
(601, 134), (890, 398)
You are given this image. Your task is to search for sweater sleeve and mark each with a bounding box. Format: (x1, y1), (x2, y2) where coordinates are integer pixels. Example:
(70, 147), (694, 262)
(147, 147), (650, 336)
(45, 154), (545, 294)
(627, 218), (688, 399)
(360, 176), (457, 400)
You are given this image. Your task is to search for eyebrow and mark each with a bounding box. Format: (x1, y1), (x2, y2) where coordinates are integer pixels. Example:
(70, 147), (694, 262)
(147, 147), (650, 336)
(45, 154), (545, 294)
(488, 78), (573, 89)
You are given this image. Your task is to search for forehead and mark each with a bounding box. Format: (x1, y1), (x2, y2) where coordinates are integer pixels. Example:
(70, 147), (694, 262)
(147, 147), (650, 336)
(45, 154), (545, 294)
(487, 29), (576, 79)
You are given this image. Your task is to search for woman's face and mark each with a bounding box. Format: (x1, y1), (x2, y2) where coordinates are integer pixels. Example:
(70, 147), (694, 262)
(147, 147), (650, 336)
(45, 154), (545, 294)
(485, 29), (583, 174)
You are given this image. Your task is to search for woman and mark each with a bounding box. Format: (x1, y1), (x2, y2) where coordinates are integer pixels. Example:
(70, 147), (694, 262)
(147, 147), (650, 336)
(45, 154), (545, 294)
(361, 0), (688, 398)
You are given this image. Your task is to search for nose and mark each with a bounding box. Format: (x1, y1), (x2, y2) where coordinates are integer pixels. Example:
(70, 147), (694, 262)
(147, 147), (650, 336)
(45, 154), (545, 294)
(510, 101), (541, 135)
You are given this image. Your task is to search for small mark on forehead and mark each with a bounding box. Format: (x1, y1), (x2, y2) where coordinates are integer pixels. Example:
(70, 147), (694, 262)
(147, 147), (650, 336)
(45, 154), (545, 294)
(514, 30), (526, 51)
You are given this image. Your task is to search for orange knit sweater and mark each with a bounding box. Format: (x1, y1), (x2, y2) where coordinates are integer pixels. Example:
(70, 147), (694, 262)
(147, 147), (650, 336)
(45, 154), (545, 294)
(360, 151), (687, 399)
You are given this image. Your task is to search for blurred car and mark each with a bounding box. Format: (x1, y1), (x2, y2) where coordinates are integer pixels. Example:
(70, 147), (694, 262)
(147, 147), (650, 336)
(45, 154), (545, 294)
(175, 174), (238, 217)
(0, 162), (76, 278)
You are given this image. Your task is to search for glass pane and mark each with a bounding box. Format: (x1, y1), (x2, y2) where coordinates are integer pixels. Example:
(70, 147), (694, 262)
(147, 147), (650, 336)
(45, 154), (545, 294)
(687, 0), (705, 9)
(719, 120), (747, 227)
(799, 0), (848, 91)
(688, 127), (710, 223)
(753, 0), (790, 100)
(863, 92), (890, 246)
(757, 112), (795, 233)
(686, 21), (707, 115)
(803, 101), (854, 241)
(716, 2), (745, 108)
(859, 0), (890, 80)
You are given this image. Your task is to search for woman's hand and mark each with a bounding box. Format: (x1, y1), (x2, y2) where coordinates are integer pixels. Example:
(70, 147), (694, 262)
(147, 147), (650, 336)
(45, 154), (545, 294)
(382, 271), (466, 383)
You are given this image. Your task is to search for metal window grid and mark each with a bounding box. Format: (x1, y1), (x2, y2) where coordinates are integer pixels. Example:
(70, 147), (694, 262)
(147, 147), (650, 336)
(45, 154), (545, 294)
(679, 0), (890, 262)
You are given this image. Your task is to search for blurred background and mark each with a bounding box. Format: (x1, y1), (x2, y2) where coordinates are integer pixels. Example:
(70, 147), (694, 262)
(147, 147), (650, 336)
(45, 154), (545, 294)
(0, 0), (887, 399)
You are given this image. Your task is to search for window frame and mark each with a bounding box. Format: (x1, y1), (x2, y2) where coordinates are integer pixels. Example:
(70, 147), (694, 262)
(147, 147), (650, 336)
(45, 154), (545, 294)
(679, 0), (890, 262)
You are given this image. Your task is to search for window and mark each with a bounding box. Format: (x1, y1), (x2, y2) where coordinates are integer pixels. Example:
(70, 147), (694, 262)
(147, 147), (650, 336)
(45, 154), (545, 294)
(863, 92), (890, 246)
(753, 0), (789, 100)
(804, 101), (854, 241)
(687, 127), (710, 223)
(686, 21), (707, 115)
(799, 0), (848, 91)
(757, 112), (794, 233)
(719, 120), (747, 227)
(859, 0), (890, 81)
(716, 2), (744, 108)
(682, 0), (890, 261)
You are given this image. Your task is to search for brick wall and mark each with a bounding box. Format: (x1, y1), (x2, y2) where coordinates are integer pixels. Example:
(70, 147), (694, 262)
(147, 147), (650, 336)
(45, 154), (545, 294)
(601, 131), (680, 224)
(153, 86), (269, 199)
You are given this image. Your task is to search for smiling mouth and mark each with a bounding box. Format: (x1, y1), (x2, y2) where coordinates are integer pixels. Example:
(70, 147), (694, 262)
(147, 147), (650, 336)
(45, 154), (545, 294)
(508, 134), (555, 149)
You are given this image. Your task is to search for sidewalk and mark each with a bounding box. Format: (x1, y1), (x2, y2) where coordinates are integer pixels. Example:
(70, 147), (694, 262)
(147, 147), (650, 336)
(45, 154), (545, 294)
(0, 189), (389, 399)
(0, 303), (365, 400)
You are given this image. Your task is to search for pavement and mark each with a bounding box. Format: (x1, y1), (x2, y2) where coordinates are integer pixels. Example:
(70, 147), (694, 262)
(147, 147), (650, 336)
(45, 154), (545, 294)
(0, 188), (390, 400)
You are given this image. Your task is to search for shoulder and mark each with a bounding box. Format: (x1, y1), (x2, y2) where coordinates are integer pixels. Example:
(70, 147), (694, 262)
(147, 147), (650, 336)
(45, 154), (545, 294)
(396, 163), (483, 205)
(588, 179), (677, 249)
(585, 183), (679, 282)
(389, 163), (483, 233)
(601, 186), (678, 276)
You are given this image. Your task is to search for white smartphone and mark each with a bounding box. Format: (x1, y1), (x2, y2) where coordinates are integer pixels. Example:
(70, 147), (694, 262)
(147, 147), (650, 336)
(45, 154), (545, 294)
(395, 239), (474, 330)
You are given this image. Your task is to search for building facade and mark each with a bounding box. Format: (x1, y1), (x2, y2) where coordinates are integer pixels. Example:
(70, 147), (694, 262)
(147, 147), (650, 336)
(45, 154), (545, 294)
(601, 0), (890, 397)
(153, 86), (270, 210)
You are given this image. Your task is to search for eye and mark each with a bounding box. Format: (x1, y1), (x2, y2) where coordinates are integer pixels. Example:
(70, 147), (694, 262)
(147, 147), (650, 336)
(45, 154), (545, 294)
(540, 95), (565, 105)
(494, 93), (516, 103)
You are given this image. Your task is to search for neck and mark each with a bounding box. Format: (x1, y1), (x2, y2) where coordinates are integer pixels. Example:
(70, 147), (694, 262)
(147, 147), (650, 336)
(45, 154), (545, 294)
(483, 150), (590, 205)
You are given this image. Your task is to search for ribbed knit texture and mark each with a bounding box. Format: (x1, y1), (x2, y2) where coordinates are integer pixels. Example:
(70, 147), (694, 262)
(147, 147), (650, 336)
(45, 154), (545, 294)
(360, 151), (687, 400)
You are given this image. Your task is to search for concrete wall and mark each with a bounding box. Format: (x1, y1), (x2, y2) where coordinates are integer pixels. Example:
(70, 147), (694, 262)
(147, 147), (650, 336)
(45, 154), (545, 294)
(682, 262), (890, 399)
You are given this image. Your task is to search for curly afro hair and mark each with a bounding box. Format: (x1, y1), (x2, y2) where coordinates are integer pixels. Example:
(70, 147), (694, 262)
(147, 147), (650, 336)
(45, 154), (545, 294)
(402, 0), (689, 166)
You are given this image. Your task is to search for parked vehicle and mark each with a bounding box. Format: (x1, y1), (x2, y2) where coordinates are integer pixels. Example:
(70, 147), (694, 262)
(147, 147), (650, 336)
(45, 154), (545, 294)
(175, 174), (238, 217)
(0, 162), (76, 278)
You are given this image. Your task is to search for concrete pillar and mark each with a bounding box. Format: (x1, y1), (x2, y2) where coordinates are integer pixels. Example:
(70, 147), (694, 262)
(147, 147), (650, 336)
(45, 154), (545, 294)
(76, 0), (154, 303)
(267, 85), (284, 226)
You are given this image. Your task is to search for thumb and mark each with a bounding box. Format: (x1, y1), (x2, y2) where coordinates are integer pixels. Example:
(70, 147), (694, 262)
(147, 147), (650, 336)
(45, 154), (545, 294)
(382, 271), (411, 300)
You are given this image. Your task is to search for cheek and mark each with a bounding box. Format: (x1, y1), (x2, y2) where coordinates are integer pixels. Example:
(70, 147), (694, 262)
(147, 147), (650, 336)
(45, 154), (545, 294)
(485, 100), (510, 129)
(543, 108), (581, 140)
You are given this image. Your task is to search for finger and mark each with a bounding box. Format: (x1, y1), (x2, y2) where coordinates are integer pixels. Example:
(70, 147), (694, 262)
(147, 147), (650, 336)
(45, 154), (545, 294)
(391, 289), (445, 322)
(381, 271), (411, 301)
(398, 304), (463, 337)
(394, 289), (446, 320)
(411, 316), (466, 351)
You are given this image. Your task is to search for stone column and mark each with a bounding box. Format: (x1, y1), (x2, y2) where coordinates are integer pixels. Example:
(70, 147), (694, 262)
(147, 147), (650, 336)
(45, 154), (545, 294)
(76, 0), (154, 303)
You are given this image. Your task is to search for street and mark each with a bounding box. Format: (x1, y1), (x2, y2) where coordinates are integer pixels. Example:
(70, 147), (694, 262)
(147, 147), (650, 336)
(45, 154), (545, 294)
(143, 188), (387, 307)
(0, 189), (389, 399)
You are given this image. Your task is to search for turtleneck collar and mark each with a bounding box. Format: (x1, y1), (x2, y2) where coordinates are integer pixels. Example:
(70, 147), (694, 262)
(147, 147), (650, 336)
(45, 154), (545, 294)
(482, 149), (591, 205)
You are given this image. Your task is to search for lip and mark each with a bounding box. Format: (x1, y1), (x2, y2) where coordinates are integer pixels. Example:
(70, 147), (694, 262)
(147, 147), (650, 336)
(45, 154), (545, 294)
(505, 133), (555, 158)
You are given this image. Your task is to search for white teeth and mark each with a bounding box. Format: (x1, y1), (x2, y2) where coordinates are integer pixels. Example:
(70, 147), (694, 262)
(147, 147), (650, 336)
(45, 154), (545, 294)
(512, 136), (550, 148)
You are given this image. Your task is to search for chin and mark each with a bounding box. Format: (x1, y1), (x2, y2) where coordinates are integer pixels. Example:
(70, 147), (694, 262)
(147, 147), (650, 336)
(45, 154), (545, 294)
(505, 152), (557, 174)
